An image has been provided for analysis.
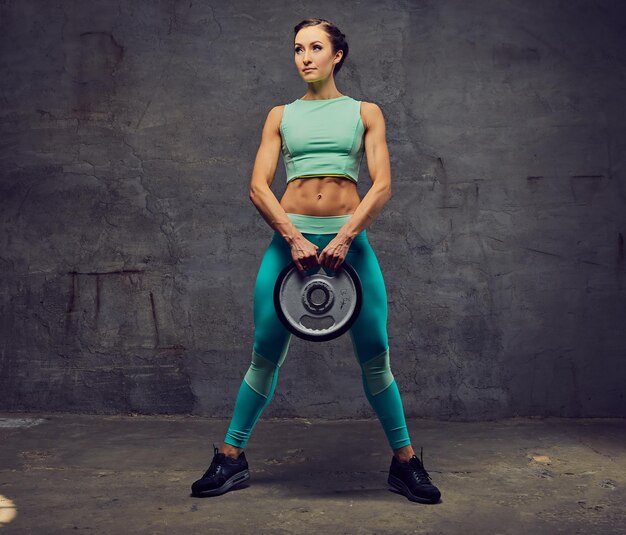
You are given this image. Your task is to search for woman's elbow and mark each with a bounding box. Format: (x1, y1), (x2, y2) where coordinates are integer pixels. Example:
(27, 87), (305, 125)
(378, 181), (392, 200)
(249, 183), (267, 204)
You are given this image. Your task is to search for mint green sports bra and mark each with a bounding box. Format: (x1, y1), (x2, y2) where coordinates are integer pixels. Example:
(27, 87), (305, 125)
(279, 95), (365, 184)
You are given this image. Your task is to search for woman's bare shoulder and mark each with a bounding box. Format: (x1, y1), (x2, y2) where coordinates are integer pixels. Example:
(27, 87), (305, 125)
(263, 104), (288, 131)
(358, 100), (384, 130)
(360, 100), (383, 114)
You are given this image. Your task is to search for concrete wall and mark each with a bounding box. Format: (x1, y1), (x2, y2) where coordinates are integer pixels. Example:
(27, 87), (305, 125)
(1, 0), (624, 419)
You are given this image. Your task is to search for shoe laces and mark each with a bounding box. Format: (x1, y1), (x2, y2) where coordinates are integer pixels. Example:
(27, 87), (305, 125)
(202, 443), (223, 478)
(406, 446), (432, 484)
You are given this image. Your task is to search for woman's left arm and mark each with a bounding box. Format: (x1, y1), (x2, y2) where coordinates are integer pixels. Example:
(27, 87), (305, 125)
(318, 102), (392, 270)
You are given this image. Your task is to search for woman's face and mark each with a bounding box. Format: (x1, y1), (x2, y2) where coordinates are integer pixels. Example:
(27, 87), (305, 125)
(294, 26), (342, 82)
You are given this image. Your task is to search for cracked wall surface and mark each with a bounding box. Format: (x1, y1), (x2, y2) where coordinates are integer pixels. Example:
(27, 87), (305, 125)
(0, 0), (625, 419)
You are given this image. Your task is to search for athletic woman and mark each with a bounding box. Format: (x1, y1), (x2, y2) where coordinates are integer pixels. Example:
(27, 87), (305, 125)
(191, 18), (441, 505)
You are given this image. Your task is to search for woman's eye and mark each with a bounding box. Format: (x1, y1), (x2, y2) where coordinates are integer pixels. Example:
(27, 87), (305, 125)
(294, 45), (322, 53)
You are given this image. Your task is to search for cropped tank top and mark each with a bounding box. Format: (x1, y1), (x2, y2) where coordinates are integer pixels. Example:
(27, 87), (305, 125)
(279, 95), (365, 184)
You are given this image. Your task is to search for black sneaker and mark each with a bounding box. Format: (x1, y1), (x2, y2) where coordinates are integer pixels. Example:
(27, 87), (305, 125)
(191, 443), (250, 497)
(388, 446), (441, 504)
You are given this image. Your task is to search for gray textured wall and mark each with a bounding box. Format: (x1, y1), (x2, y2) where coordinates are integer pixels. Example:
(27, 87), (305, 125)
(1, 0), (625, 419)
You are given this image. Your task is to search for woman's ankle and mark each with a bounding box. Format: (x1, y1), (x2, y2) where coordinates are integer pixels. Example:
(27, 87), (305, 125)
(221, 443), (243, 458)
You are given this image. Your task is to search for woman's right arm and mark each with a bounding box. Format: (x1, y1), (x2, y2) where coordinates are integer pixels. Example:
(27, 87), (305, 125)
(249, 106), (320, 273)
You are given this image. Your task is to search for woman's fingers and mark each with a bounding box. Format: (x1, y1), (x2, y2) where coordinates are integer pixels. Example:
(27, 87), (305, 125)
(292, 236), (353, 274)
(291, 239), (319, 274)
(319, 239), (349, 272)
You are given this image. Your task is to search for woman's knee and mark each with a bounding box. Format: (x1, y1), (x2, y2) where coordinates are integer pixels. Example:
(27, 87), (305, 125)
(252, 329), (292, 367)
(243, 349), (282, 399)
(360, 347), (395, 396)
(243, 330), (291, 399)
(353, 317), (388, 365)
(253, 304), (292, 358)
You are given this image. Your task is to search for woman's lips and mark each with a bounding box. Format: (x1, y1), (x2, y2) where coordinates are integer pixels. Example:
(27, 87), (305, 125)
(303, 68), (315, 72)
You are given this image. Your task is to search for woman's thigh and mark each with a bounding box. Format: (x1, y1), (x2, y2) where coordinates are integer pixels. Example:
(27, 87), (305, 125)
(345, 236), (389, 363)
(252, 234), (294, 365)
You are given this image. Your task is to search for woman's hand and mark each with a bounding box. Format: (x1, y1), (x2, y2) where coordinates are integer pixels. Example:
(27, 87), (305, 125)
(318, 233), (352, 272)
(290, 236), (320, 274)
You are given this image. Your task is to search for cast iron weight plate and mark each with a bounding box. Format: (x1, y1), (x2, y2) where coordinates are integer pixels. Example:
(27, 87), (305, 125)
(273, 260), (362, 342)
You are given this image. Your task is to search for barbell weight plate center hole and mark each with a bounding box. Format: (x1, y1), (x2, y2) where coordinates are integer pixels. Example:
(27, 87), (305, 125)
(310, 288), (327, 306)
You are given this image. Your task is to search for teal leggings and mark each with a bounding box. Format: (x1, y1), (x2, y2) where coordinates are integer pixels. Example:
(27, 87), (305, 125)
(224, 213), (411, 450)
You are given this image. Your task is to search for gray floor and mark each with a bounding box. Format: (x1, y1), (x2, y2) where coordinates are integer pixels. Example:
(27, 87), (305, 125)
(0, 412), (624, 534)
